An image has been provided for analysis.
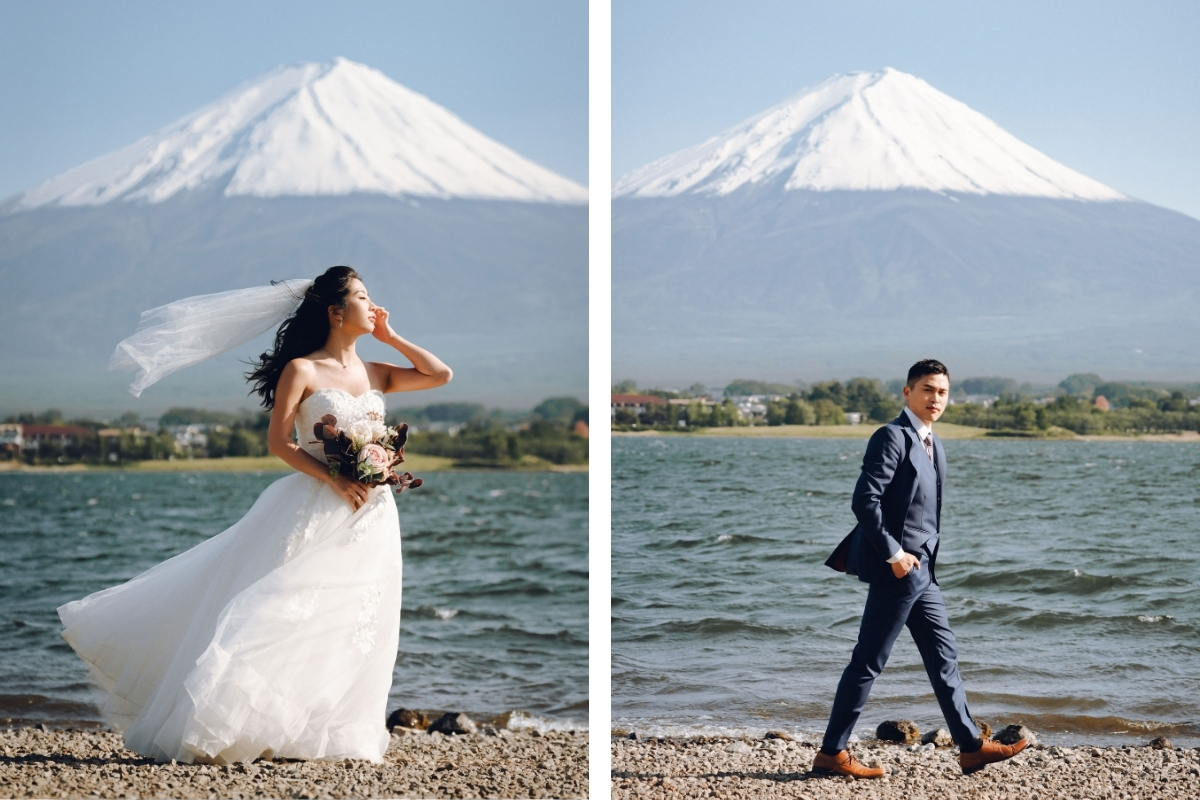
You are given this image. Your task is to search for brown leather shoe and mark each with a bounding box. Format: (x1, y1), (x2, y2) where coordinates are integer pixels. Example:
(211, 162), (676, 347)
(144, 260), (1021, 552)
(811, 749), (884, 779)
(959, 737), (1028, 775)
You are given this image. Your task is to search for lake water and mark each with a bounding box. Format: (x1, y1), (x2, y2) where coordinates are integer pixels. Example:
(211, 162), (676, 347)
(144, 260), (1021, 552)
(0, 469), (587, 732)
(612, 435), (1200, 747)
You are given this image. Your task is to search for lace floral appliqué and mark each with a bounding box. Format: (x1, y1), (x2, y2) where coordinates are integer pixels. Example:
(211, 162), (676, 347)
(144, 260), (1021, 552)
(350, 493), (389, 542)
(352, 584), (382, 655)
(283, 588), (318, 622)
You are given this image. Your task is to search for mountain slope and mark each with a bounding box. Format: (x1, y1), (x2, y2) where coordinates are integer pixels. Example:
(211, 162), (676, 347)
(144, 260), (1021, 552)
(12, 58), (586, 209)
(614, 69), (1121, 201)
(614, 190), (1200, 383)
(0, 59), (586, 413)
(612, 70), (1200, 385)
(0, 193), (587, 411)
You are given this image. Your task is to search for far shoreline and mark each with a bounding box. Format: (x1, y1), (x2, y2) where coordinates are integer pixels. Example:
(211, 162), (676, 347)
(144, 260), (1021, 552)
(0, 454), (588, 474)
(613, 423), (1200, 443)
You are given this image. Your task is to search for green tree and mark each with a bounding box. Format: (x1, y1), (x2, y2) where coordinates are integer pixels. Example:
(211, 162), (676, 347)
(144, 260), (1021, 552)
(1059, 373), (1103, 397)
(785, 399), (816, 425)
(227, 429), (265, 457)
(959, 377), (1019, 396)
(812, 399), (847, 426)
(807, 381), (847, 409)
(612, 379), (638, 394)
(724, 379), (795, 397)
(532, 397), (585, 425)
(1014, 404), (1037, 430)
(1159, 391), (1190, 412)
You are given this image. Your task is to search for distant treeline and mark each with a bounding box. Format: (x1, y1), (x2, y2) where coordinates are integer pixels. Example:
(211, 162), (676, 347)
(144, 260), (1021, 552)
(2, 396), (588, 467)
(391, 397), (588, 467)
(942, 393), (1200, 435)
(613, 373), (1200, 434)
(613, 378), (902, 430)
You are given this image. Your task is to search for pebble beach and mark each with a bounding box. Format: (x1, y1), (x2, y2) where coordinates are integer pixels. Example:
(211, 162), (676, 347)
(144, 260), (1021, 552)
(0, 726), (587, 799)
(611, 735), (1200, 799)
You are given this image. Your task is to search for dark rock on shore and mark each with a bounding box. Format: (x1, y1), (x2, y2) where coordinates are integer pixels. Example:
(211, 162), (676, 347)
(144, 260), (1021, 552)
(1151, 736), (1174, 749)
(921, 728), (953, 747)
(973, 718), (992, 738)
(428, 712), (477, 736)
(764, 731), (793, 741)
(876, 719), (920, 743)
(385, 707), (429, 731)
(995, 724), (1038, 746)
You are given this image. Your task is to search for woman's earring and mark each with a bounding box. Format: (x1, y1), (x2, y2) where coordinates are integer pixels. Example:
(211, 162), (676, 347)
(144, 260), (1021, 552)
(338, 319), (343, 328)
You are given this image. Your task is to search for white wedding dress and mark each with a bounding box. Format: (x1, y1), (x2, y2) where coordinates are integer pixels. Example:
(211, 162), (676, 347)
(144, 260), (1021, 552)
(58, 388), (402, 764)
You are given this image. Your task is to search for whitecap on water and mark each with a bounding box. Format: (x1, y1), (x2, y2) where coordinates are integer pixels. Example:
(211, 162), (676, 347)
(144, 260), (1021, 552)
(434, 608), (458, 620)
(717, 534), (734, 543)
(496, 709), (586, 733)
(488, 489), (505, 498)
(1137, 615), (1172, 623)
(86, 498), (98, 506)
(1, 499), (14, 506)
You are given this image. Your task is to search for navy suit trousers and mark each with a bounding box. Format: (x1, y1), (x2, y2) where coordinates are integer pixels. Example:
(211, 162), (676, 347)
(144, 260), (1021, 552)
(822, 545), (980, 751)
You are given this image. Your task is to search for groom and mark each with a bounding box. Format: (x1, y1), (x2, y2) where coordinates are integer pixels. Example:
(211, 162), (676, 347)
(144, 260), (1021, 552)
(813, 359), (1027, 778)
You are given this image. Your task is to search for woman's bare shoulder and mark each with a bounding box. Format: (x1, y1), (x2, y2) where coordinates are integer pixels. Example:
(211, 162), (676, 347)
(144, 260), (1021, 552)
(279, 356), (320, 387)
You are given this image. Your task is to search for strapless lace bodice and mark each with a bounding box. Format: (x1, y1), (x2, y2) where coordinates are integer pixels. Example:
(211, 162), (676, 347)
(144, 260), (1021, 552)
(295, 389), (388, 461)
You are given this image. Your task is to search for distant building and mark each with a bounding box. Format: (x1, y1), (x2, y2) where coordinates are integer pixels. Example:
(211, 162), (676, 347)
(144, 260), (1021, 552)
(950, 395), (998, 408)
(167, 424), (210, 449)
(0, 424), (23, 456)
(845, 412), (863, 425)
(611, 394), (667, 417)
(6, 424), (95, 455)
(1094, 395), (1110, 411)
(667, 398), (714, 407)
(573, 420), (589, 438)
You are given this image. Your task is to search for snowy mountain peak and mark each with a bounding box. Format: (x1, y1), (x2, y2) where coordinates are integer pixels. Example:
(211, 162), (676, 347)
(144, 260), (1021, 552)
(15, 58), (586, 209)
(614, 68), (1123, 201)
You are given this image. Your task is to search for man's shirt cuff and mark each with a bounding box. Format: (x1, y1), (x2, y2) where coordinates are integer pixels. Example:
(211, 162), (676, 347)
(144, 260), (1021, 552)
(886, 547), (905, 563)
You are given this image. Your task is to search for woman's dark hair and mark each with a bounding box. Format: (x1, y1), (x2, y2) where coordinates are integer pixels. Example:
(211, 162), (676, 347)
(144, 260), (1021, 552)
(246, 266), (360, 409)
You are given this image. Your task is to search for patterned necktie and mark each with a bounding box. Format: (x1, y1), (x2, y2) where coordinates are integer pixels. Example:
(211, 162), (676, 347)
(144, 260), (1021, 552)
(923, 433), (934, 463)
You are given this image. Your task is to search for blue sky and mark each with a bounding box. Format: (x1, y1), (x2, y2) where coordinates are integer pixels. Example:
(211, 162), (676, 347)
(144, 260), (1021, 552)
(614, 0), (1200, 219)
(0, 0), (587, 200)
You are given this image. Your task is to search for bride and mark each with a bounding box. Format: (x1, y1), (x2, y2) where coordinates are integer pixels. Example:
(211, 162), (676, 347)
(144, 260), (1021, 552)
(57, 266), (451, 764)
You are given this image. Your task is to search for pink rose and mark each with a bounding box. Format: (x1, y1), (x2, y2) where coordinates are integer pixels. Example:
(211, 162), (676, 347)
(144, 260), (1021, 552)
(358, 443), (390, 474)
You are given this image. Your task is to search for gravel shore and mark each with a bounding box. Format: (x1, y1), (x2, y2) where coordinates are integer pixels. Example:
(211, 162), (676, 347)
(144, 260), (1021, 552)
(612, 735), (1200, 799)
(0, 726), (587, 798)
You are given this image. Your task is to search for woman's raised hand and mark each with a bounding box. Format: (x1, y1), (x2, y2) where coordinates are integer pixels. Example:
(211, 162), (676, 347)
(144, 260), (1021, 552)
(330, 473), (369, 511)
(370, 306), (393, 343)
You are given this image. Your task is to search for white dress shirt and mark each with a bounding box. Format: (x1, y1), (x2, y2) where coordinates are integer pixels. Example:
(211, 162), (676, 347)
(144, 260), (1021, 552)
(886, 407), (935, 564)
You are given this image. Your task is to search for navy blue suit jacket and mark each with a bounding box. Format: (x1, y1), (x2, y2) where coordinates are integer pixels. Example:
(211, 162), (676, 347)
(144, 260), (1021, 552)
(826, 412), (946, 584)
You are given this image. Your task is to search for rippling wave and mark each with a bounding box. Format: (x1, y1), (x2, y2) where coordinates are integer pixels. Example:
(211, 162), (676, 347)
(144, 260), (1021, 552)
(0, 470), (587, 730)
(613, 437), (1200, 746)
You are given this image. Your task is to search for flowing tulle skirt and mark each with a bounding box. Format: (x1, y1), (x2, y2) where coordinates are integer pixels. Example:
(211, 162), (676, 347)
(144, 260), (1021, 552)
(58, 474), (402, 764)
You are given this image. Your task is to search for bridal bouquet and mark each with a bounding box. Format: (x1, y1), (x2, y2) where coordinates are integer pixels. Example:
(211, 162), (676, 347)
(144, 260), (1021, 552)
(311, 414), (423, 492)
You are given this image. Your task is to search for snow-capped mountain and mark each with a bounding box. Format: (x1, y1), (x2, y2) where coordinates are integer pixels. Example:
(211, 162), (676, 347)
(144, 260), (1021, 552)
(14, 57), (586, 209)
(614, 68), (1122, 201)
(613, 70), (1200, 385)
(0, 59), (586, 412)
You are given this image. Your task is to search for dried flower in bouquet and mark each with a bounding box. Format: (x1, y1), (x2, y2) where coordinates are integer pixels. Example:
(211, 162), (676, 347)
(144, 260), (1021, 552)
(311, 414), (423, 493)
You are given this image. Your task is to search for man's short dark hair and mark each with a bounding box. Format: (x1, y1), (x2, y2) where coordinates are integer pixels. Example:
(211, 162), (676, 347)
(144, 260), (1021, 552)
(907, 359), (949, 388)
